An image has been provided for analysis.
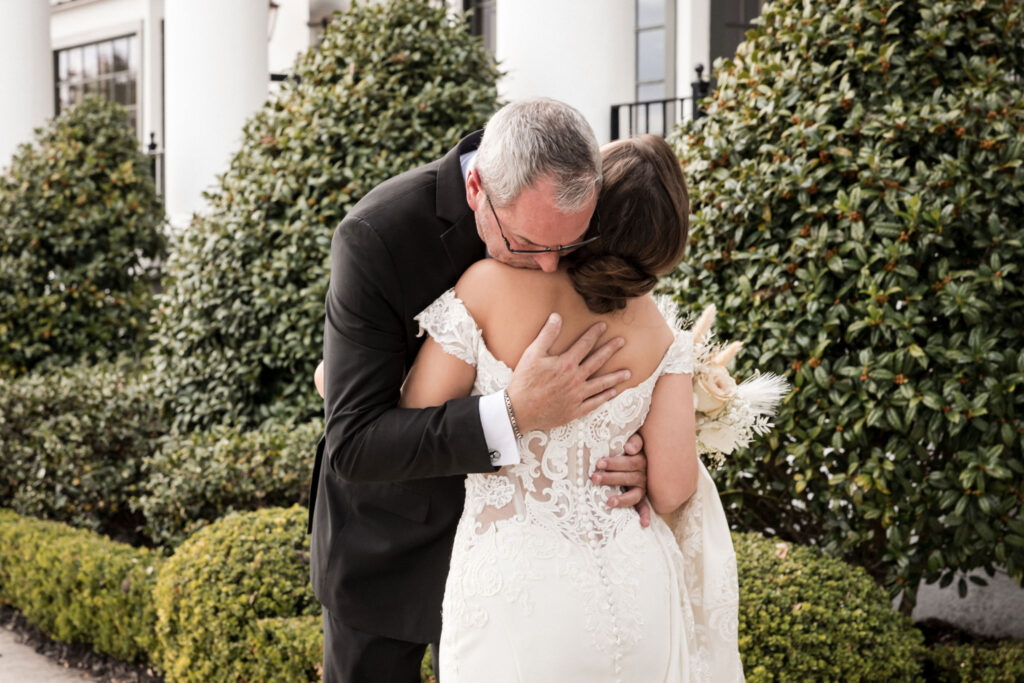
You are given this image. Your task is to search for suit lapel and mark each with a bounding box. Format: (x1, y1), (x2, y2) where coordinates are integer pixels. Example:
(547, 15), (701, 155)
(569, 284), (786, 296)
(436, 130), (486, 277)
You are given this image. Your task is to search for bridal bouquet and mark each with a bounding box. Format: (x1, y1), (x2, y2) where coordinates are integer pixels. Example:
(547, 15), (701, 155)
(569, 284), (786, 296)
(686, 303), (789, 468)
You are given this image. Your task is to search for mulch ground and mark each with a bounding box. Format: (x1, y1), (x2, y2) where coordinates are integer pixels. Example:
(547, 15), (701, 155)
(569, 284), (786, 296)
(0, 605), (162, 682)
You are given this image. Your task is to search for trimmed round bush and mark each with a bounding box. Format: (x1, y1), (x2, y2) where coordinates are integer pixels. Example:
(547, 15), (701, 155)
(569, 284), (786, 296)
(671, 0), (1024, 603)
(153, 506), (321, 681)
(734, 532), (924, 681)
(0, 508), (162, 662)
(150, 0), (501, 432)
(133, 418), (322, 549)
(0, 95), (166, 377)
(924, 638), (1024, 682)
(0, 357), (167, 538)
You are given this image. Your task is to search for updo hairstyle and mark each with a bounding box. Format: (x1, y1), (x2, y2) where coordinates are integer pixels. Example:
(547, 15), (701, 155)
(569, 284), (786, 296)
(566, 134), (689, 314)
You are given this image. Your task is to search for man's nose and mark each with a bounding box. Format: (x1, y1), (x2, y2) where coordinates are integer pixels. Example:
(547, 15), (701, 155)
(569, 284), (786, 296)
(533, 252), (560, 272)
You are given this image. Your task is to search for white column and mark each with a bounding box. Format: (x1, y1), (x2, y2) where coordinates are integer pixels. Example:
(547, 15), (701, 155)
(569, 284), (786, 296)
(164, 0), (268, 228)
(676, 0), (712, 107)
(495, 0), (634, 144)
(0, 0), (53, 172)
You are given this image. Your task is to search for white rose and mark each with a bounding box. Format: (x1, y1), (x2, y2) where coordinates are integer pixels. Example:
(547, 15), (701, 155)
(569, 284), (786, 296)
(693, 364), (738, 415)
(697, 420), (739, 454)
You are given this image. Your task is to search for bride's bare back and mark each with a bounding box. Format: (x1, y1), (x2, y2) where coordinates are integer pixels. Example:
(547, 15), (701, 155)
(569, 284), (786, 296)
(456, 259), (675, 392)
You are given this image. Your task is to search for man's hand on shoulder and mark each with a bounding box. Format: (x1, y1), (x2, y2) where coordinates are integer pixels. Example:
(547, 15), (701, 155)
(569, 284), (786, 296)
(505, 312), (629, 433)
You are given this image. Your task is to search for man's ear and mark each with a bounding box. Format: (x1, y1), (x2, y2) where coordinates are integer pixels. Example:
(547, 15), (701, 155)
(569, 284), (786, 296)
(465, 168), (483, 211)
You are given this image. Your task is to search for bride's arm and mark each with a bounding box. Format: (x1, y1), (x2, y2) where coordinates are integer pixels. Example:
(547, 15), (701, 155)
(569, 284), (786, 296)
(400, 338), (476, 409)
(639, 372), (699, 515)
(314, 338), (476, 408)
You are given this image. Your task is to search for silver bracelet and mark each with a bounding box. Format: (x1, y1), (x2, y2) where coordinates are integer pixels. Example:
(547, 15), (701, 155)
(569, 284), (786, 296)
(503, 389), (524, 441)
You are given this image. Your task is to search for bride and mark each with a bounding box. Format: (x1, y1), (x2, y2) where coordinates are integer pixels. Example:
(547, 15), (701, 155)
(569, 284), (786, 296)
(396, 134), (744, 682)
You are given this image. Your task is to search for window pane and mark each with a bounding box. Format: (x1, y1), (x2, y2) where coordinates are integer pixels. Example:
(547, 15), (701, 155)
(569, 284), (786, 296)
(637, 28), (665, 82)
(57, 51), (69, 81)
(98, 41), (113, 75)
(637, 0), (664, 29)
(68, 82), (79, 105)
(127, 76), (136, 105)
(69, 48), (82, 80)
(113, 37), (129, 71)
(113, 74), (128, 103)
(83, 43), (98, 79)
(58, 84), (70, 110)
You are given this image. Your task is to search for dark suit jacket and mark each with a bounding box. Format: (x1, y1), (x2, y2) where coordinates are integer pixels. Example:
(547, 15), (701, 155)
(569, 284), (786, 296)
(309, 132), (495, 644)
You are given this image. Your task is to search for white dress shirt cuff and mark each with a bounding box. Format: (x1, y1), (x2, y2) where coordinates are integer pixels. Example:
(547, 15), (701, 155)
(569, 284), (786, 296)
(478, 391), (521, 467)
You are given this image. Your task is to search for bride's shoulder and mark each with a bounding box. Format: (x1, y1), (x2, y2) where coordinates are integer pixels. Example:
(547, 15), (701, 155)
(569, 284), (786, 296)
(456, 261), (552, 317)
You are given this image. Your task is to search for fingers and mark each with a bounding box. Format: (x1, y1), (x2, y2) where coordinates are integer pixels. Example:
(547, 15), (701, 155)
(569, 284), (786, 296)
(581, 369), (630, 404)
(578, 387), (619, 416)
(636, 499), (652, 528)
(578, 336), (625, 377)
(608, 486), (644, 509)
(592, 470), (645, 489)
(563, 321), (607, 365)
(523, 312), (564, 359)
(596, 454), (647, 473)
(623, 432), (644, 456)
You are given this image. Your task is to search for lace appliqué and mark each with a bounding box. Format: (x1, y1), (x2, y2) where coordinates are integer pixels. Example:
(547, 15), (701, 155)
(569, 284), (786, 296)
(414, 288), (481, 367)
(420, 290), (741, 681)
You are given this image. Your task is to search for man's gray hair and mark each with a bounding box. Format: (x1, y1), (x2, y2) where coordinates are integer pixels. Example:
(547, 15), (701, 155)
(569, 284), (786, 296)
(474, 98), (602, 212)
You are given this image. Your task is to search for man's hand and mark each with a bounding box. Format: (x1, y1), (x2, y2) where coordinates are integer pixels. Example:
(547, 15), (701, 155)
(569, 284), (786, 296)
(593, 433), (650, 527)
(506, 313), (630, 433)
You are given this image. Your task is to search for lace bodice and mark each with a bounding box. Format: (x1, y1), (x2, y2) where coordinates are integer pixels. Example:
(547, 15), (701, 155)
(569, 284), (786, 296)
(419, 289), (743, 682)
(416, 288), (693, 544)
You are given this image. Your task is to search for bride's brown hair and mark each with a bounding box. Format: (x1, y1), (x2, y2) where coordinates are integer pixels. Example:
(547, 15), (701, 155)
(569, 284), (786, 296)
(566, 134), (689, 314)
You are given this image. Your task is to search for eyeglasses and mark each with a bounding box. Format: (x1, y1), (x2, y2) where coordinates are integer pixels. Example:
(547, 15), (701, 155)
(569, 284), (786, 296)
(486, 194), (601, 255)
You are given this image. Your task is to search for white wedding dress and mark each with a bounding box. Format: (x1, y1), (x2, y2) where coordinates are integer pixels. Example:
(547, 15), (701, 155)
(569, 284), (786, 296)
(416, 290), (744, 683)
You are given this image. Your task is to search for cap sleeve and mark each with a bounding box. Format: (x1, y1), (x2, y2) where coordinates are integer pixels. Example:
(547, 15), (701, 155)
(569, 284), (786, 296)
(414, 288), (482, 367)
(661, 328), (694, 376)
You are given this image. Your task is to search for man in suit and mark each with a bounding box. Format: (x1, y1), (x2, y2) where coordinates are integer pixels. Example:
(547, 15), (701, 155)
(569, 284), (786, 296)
(310, 98), (649, 682)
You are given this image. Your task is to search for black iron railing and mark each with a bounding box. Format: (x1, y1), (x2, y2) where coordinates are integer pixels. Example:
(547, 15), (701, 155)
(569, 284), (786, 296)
(610, 65), (713, 140)
(146, 132), (164, 197)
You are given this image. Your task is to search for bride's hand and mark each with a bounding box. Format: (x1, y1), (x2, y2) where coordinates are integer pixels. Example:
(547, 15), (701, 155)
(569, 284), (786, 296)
(592, 432), (651, 527)
(505, 313), (631, 433)
(315, 360), (325, 399)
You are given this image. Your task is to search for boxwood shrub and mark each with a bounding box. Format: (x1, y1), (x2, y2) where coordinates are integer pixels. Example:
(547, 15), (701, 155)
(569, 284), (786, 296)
(153, 506), (321, 681)
(150, 0), (501, 432)
(0, 357), (167, 538)
(0, 508), (162, 663)
(133, 418), (322, 549)
(734, 532), (924, 681)
(0, 95), (166, 378)
(670, 0), (1024, 605)
(924, 638), (1024, 682)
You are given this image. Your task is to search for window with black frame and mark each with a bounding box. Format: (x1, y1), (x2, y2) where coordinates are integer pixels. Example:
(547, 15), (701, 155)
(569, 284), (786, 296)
(54, 34), (139, 132)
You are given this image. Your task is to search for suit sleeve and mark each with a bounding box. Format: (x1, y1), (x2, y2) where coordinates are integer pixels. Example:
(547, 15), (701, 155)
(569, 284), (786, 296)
(323, 215), (495, 482)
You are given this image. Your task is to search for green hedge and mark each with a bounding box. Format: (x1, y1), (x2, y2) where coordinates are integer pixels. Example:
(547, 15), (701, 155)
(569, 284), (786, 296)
(670, 0), (1024, 604)
(0, 96), (166, 377)
(924, 638), (1024, 682)
(4, 509), (986, 681)
(153, 506), (321, 681)
(734, 532), (924, 681)
(150, 0), (501, 432)
(0, 508), (162, 662)
(0, 357), (167, 537)
(133, 418), (322, 549)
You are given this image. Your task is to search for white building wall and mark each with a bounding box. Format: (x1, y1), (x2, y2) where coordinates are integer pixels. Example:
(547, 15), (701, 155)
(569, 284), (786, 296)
(0, 1), (53, 172)
(493, 0), (635, 143)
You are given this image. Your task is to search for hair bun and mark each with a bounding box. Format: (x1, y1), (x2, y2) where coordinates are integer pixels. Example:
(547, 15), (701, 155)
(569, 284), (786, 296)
(567, 254), (657, 314)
